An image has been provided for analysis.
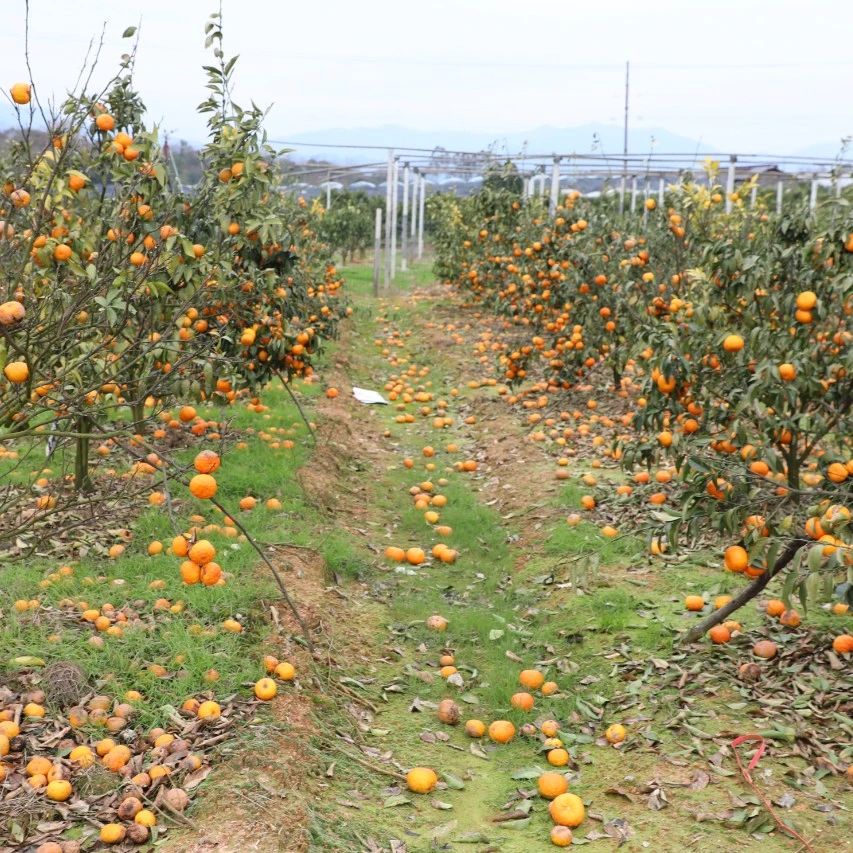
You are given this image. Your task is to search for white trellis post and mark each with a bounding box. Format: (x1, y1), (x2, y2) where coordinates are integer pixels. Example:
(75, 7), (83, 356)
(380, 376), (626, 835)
(725, 155), (737, 213)
(522, 177), (530, 199)
(411, 171), (418, 239)
(658, 177), (665, 205)
(549, 157), (561, 216)
(417, 175), (425, 259)
(776, 180), (784, 214)
(401, 164), (410, 272)
(809, 176), (819, 210)
(325, 173), (331, 210)
(619, 175), (626, 214)
(630, 176), (638, 213)
(390, 158), (399, 279)
(372, 207), (382, 297)
(750, 183), (758, 208)
(384, 150), (393, 289)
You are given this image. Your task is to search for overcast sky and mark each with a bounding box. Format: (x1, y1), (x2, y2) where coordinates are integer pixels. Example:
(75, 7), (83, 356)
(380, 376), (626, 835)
(2, 0), (852, 155)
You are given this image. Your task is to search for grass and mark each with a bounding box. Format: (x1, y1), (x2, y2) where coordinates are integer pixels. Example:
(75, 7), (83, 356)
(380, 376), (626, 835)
(342, 255), (436, 297)
(0, 382), (322, 729)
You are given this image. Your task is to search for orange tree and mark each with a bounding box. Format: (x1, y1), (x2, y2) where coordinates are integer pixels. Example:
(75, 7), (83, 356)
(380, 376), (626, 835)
(318, 189), (380, 264)
(628, 185), (853, 639)
(0, 15), (345, 554)
(435, 170), (853, 633)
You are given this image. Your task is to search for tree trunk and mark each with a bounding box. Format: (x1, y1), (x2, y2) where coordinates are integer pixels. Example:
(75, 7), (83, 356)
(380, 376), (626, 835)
(74, 416), (92, 492)
(612, 364), (622, 392)
(786, 443), (800, 502)
(130, 401), (146, 435)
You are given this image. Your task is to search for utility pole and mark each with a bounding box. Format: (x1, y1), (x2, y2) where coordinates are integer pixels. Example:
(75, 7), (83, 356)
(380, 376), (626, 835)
(620, 60), (629, 214)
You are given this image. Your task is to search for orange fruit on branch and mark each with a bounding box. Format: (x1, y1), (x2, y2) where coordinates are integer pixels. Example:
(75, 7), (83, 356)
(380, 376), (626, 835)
(189, 474), (217, 499)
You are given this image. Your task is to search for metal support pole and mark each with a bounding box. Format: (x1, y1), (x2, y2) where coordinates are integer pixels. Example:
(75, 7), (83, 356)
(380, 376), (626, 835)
(776, 180), (783, 214)
(390, 158), (399, 279)
(401, 164), (409, 272)
(410, 170), (418, 238)
(621, 60), (629, 215)
(549, 157), (561, 216)
(658, 177), (665, 205)
(372, 207), (382, 297)
(384, 149), (393, 289)
(325, 172), (331, 210)
(809, 177), (818, 210)
(630, 176), (638, 213)
(725, 155), (736, 213)
(523, 177), (530, 199)
(750, 184), (758, 208)
(417, 176), (425, 259)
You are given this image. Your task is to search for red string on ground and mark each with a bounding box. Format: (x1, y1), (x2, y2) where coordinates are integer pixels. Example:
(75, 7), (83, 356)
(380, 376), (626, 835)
(730, 734), (817, 853)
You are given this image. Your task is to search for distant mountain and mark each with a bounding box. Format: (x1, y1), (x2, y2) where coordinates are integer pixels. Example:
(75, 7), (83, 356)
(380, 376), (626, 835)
(278, 123), (719, 164)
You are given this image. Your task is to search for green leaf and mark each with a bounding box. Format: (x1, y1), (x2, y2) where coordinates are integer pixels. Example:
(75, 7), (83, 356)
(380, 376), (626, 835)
(382, 794), (411, 808)
(442, 772), (465, 790)
(510, 766), (546, 780)
(122, 26), (137, 38)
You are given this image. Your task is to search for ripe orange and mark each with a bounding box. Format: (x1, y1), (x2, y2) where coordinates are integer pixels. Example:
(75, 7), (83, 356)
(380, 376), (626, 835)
(197, 701), (221, 720)
(549, 792), (586, 827)
(406, 767), (437, 793)
(406, 547), (426, 565)
(189, 474), (217, 499)
(547, 748), (569, 766)
(510, 691), (535, 711)
(605, 723), (626, 743)
(753, 640), (778, 659)
(10, 82), (31, 104)
(724, 545), (748, 572)
(254, 678), (277, 700)
(188, 539), (215, 565)
(193, 450), (221, 474)
(795, 290), (817, 311)
(3, 361), (29, 383)
(722, 334), (744, 352)
(537, 771), (569, 799)
(684, 595), (704, 612)
(832, 634), (853, 654)
(274, 661), (296, 680)
(464, 719), (486, 737)
(708, 625), (731, 644)
(488, 720), (516, 744)
(765, 599), (785, 617)
(550, 826), (574, 847)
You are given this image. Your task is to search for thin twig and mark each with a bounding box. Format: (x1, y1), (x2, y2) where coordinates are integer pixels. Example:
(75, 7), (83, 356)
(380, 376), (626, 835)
(276, 372), (317, 445)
